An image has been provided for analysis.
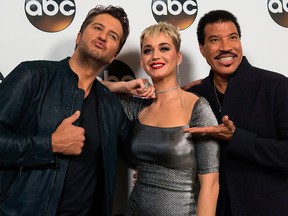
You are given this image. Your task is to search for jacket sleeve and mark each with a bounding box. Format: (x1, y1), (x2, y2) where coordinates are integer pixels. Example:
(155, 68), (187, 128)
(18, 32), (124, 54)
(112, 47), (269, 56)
(228, 77), (288, 170)
(117, 103), (133, 164)
(0, 62), (55, 167)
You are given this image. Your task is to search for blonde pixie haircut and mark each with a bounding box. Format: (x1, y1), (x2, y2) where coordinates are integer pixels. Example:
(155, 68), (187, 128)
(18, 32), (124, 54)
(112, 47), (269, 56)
(140, 22), (181, 52)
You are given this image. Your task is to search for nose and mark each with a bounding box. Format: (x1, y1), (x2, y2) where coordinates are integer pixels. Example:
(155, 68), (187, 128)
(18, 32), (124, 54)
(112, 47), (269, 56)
(220, 38), (232, 51)
(98, 31), (108, 42)
(152, 49), (161, 60)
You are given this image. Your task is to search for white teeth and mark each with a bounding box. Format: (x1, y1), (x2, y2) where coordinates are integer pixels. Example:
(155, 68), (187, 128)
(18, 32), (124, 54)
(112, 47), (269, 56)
(220, 57), (233, 62)
(152, 64), (163, 68)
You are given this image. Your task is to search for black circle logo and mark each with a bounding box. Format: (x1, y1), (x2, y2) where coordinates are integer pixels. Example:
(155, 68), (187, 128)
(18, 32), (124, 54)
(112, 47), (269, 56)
(98, 60), (136, 82)
(25, 0), (76, 32)
(151, 0), (198, 30)
(268, 0), (288, 28)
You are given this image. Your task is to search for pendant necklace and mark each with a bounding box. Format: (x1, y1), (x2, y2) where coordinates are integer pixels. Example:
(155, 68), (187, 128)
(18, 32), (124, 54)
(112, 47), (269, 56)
(155, 86), (179, 94)
(213, 81), (222, 113)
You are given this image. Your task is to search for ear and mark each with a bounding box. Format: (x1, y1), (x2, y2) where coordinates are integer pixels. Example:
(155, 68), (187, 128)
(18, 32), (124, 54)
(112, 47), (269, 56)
(177, 51), (183, 65)
(140, 57), (143, 68)
(75, 32), (82, 47)
(199, 44), (205, 57)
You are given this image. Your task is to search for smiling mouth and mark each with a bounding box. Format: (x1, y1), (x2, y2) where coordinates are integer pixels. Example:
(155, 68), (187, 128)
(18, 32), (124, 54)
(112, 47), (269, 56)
(150, 63), (165, 69)
(219, 56), (234, 62)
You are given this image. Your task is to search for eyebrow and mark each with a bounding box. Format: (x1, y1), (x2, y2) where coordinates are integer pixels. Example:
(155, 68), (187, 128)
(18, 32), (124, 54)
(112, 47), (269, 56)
(143, 42), (171, 48)
(159, 42), (171, 46)
(91, 22), (121, 40)
(208, 31), (239, 38)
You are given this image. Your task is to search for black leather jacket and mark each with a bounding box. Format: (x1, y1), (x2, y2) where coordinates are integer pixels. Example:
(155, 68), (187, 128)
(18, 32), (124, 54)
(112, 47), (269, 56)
(0, 58), (131, 216)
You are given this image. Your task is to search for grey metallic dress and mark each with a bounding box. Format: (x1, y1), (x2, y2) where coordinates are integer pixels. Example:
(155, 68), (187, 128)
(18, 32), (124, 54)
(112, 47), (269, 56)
(120, 96), (220, 216)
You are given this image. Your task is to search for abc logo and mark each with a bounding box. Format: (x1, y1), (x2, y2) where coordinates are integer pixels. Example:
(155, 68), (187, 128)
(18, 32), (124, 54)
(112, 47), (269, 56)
(151, 0), (198, 30)
(25, 0), (76, 32)
(267, 0), (288, 28)
(98, 60), (135, 82)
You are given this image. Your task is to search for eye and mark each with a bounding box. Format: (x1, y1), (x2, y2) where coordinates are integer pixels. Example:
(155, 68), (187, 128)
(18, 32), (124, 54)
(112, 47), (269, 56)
(109, 33), (118, 41)
(94, 25), (103, 32)
(230, 35), (239, 40)
(210, 38), (219, 44)
(160, 46), (170, 52)
(143, 48), (152, 55)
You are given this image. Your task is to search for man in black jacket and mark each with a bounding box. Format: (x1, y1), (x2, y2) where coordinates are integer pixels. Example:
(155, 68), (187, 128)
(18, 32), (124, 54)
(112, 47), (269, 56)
(184, 10), (288, 216)
(0, 5), (153, 216)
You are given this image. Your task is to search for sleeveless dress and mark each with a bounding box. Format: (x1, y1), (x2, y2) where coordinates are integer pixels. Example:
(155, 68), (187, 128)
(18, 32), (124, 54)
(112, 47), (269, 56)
(120, 96), (220, 216)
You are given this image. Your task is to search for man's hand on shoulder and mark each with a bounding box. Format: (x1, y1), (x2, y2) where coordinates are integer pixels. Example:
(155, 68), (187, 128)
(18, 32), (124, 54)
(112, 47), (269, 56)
(182, 79), (203, 91)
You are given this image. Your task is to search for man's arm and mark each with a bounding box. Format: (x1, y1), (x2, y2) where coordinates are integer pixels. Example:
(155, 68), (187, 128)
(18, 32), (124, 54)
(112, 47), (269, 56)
(0, 63), (85, 167)
(101, 78), (155, 98)
(181, 79), (203, 91)
(183, 115), (235, 141)
(184, 109), (288, 171)
(0, 63), (55, 166)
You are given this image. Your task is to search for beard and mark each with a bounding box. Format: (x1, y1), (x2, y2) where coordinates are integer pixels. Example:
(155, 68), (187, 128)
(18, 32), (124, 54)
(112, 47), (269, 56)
(77, 42), (111, 70)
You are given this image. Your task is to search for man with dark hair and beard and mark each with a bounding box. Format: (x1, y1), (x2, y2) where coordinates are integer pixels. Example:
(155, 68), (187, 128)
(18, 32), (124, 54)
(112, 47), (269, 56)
(0, 5), (153, 216)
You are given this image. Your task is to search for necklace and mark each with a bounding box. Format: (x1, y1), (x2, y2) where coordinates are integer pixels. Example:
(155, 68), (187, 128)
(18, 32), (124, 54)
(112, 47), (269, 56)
(155, 86), (184, 107)
(155, 86), (179, 94)
(213, 81), (222, 112)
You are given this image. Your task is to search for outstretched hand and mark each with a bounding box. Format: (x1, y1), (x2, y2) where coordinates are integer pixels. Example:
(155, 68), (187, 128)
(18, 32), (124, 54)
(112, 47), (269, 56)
(183, 115), (236, 141)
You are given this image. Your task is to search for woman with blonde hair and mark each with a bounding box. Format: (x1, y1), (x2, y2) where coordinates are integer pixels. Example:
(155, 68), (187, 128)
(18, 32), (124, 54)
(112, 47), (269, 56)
(108, 22), (220, 215)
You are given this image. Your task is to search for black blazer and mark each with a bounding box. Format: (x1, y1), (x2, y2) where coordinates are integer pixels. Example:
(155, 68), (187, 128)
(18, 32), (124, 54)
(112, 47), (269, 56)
(189, 57), (288, 216)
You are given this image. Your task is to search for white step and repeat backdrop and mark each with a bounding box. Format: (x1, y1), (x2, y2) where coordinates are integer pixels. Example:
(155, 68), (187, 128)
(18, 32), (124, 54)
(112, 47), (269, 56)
(0, 0), (288, 214)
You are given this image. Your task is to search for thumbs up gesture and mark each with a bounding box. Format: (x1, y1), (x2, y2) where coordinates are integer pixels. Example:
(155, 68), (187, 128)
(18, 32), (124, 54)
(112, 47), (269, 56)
(52, 111), (85, 155)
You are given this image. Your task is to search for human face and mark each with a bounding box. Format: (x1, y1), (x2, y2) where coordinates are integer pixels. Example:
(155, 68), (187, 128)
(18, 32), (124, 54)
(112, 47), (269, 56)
(199, 21), (243, 79)
(76, 13), (123, 65)
(140, 33), (182, 82)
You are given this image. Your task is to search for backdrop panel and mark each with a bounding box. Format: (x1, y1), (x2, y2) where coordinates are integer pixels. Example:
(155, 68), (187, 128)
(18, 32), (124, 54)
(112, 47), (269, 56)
(0, 0), (287, 214)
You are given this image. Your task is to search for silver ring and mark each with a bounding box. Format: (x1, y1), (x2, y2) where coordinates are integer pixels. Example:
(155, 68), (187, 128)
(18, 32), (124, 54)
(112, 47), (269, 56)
(144, 81), (149, 89)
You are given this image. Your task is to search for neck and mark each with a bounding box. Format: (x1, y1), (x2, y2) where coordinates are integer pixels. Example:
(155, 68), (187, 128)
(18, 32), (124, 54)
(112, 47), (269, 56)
(155, 86), (179, 94)
(69, 56), (100, 97)
(70, 49), (105, 73)
(154, 86), (184, 108)
(213, 76), (228, 94)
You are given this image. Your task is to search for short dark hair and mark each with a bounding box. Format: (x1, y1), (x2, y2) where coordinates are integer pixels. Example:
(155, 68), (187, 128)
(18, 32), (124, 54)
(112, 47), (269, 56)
(197, 10), (241, 46)
(80, 5), (130, 54)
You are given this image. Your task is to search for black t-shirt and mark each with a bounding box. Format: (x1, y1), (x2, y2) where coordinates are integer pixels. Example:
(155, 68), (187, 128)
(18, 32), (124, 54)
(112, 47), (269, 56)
(56, 86), (104, 215)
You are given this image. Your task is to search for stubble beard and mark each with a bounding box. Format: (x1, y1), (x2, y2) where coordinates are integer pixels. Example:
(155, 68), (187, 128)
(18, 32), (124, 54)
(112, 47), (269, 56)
(78, 44), (110, 72)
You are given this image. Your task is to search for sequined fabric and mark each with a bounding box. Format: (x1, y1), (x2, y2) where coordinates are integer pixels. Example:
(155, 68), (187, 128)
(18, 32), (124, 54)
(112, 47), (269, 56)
(120, 96), (220, 216)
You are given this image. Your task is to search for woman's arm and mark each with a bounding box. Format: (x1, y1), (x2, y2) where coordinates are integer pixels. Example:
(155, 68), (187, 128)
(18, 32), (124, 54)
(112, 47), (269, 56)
(197, 172), (219, 216)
